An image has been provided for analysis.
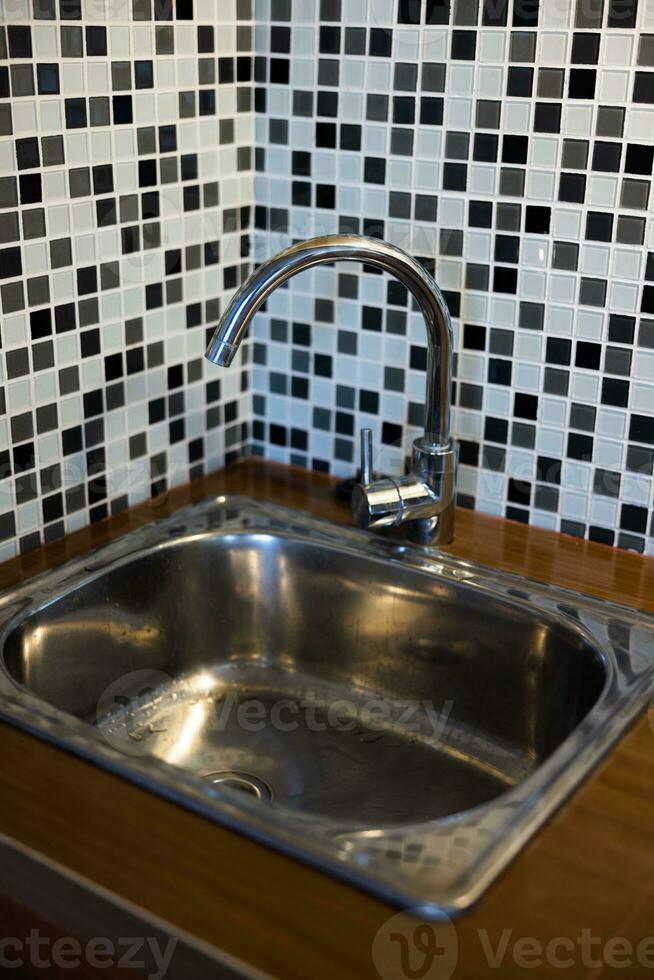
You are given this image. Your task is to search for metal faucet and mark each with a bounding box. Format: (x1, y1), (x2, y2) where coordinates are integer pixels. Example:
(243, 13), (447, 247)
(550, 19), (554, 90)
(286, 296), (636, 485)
(205, 235), (457, 545)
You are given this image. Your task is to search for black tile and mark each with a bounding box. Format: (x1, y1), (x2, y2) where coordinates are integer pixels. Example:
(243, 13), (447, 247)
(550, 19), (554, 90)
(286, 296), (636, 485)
(633, 72), (654, 104)
(620, 504), (647, 534)
(37, 63), (59, 95)
(512, 0), (539, 25)
(16, 137), (40, 170)
(567, 432), (593, 460)
(473, 132), (498, 162)
(65, 98), (86, 129)
(592, 141), (622, 172)
(514, 392), (538, 419)
(0, 246), (21, 279)
(86, 25), (106, 54)
(469, 200), (492, 227)
(493, 266), (517, 294)
(585, 211), (613, 242)
(608, 0), (638, 28)
(546, 337), (571, 365)
(571, 32), (599, 64)
(451, 30), (476, 60)
(575, 341), (601, 370)
(569, 68), (596, 99)
(113, 95), (133, 124)
(601, 378), (629, 407)
(8, 26), (32, 58)
(507, 66), (533, 97)
(559, 172), (586, 203)
(525, 205), (550, 234)
(426, 0), (451, 24)
(369, 28), (392, 57)
(609, 314), (635, 345)
(534, 102), (561, 133)
(502, 135), (528, 164)
(482, 0), (507, 24)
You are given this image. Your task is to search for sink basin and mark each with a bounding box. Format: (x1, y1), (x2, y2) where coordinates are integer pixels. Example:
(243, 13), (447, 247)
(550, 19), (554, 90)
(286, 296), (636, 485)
(0, 495), (652, 915)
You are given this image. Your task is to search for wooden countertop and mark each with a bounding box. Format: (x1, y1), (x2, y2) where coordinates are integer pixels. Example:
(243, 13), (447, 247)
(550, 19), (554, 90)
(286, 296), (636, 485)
(0, 458), (653, 979)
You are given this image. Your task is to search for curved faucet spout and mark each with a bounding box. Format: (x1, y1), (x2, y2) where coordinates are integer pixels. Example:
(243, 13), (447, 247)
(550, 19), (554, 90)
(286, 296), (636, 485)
(205, 235), (454, 448)
(205, 235), (457, 545)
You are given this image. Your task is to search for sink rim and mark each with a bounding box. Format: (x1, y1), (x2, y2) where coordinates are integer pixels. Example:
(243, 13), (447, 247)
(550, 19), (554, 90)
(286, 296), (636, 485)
(0, 493), (651, 918)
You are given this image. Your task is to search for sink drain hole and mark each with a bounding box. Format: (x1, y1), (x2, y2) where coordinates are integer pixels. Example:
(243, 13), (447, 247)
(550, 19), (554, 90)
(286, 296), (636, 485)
(203, 770), (273, 802)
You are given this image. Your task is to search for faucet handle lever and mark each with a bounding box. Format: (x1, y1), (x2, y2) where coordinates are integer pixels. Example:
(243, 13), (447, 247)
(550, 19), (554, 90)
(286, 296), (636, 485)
(360, 427), (373, 485)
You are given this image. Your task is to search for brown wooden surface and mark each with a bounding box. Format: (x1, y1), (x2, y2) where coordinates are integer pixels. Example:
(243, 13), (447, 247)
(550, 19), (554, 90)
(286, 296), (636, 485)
(0, 459), (653, 980)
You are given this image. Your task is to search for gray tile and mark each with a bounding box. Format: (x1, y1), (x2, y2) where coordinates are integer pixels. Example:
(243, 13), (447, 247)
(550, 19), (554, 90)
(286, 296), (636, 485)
(160, 157), (178, 183)
(120, 194), (139, 221)
(10, 411), (33, 442)
(496, 203), (521, 230)
(422, 63), (446, 92)
(0, 212), (19, 243)
(60, 26), (83, 57)
(466, 262), (490, 292)
(22, 208), (46, 239)
(179, 91), (195, 117)
(0, 177), (18, 208)
(132, 0), (151, 19)
(621, 179), (650, 210)
(570, 403), (596, 431)
(6, 347), (30, 378)
(156, 26), (174, 54)
(36, 404), (58, 433)
(519, 301), (544, 330)
(552, 241), (578, 270)
(69, 168), (91, 197)
(579, 277), (607, 307)
(50, 237), (72, 268)
(0, 105), (13, 137)
(562, 139), (588, 169)
(453, 0), (478, 25)
(596, 106), (624, 138)
(544, 368), (569, 396)
(476, 100), (501, 129)
(616, 215), (645, 245)
(42, 135), (64, 166)
(509, 32), (536, 63)
(638, 34), (654, 67)
(79, 297), (99, 326)
(111, 61), (131, 90)
(89, 97), (110, 127)
(538, 68), (563, 99)
(137, 127), (156, 154)
(1, 281), (24, 313)
(58, 365), (79, 395)
(10, 64), (34, 97)
(499, 168), (525, 196)
(27, 276), (50, 306)
(575, 0), (603, 27)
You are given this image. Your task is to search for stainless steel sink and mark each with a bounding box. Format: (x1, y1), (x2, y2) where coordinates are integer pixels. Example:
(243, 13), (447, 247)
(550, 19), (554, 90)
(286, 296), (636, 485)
(0, 495), (652, 915)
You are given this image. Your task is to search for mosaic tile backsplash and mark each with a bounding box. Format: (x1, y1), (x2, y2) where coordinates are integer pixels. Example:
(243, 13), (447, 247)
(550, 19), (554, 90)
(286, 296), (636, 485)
(252, 0), (654, 555)
(1, 0), (654, 560)
(0, 0), (254, 561)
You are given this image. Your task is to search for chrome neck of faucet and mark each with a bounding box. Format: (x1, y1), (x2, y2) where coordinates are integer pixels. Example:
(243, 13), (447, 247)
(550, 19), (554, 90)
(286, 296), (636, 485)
(205, 235), (457, 545)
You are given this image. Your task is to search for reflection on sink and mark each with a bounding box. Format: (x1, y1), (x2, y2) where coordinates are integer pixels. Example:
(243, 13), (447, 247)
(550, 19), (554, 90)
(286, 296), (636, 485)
(0, 496), (652, 915)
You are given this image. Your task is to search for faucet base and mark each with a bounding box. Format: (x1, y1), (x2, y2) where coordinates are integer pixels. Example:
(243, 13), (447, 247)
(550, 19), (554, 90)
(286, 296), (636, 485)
(351, 438), (458, 543)
(407, 502), (456, 547)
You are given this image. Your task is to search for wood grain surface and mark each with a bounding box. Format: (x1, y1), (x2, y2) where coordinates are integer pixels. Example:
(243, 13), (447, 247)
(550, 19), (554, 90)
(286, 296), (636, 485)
(0, 459), (652, 980)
